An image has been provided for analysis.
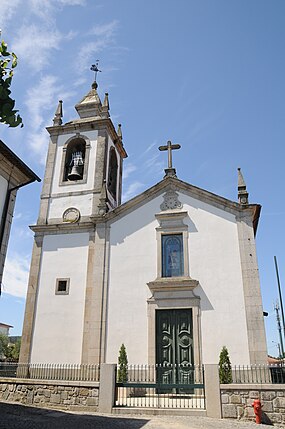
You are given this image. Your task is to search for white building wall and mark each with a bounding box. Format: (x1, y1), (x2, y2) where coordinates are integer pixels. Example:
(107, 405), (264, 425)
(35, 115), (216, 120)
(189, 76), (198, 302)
(106, 192), (250, 365)
(48, 193), (93, 220)
(106, 198), (159, 364)
(0, 175), (8, 221)
(30, 233), (89, 363)
(179, 193), (250, 365)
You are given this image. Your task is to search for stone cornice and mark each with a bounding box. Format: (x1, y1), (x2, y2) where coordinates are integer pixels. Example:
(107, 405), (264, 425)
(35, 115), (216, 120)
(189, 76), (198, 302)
(30, 221), (95, 234)
(147, 276), (199, 292)
(46, 117), (127, 159)
(105, 176), (260, 231)
(155, 211), (188, 222)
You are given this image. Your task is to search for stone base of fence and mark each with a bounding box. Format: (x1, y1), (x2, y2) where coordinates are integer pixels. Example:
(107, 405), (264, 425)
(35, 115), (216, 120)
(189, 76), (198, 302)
(1, 365), (284, 424)
(221, 384), (285, 425)
(0, 378), (99, 410)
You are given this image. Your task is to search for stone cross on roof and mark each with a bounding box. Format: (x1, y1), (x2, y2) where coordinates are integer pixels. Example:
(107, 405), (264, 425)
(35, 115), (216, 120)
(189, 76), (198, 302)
(159, 140), (181, 178)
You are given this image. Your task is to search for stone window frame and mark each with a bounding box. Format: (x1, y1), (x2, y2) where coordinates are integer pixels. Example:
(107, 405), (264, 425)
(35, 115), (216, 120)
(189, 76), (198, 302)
(161, 233), (184, 278)
(59, 134), (91, 187)
(155, 211), (190, 279)
(55, 278), (70, 295)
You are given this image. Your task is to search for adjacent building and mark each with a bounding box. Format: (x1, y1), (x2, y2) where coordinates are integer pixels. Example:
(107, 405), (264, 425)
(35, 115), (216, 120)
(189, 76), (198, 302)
(0, 140), (40, 295)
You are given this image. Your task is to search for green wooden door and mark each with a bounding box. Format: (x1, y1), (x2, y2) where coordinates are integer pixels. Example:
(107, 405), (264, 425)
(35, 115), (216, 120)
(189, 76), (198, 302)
(156, 309), (194, 391)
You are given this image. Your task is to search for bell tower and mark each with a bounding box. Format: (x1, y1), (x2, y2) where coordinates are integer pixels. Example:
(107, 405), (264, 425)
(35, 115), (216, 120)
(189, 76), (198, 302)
(38, 80), (127, 226)
(20, 78), (127, 365)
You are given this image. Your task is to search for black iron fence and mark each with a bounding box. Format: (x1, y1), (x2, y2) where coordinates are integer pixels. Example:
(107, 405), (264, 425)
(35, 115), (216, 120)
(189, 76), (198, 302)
(231, 365), (285, 384)
(115, 364), (205, 409)
(0, 362), (100, 382)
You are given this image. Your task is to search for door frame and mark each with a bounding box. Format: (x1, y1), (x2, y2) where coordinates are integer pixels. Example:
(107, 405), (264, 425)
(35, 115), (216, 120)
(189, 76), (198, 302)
(147, 290), (202, 367)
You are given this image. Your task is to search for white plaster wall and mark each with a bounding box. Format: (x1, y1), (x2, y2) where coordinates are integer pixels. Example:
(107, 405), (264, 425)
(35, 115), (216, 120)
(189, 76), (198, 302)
(48, 193), (93, 220)
(51, 130), (98, 195)
(0, 175), (8, 221)
(179, 193), (250, 365)
(106, 198), (159, 364)
(30, 233), (89, 363)
(107, 191), (250, 365)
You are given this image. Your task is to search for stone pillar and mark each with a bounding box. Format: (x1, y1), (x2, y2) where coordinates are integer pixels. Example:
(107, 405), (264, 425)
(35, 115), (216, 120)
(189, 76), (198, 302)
(204, 364), (222, 419)
(237, 211), (268, 364)
(37, 133), (58, 224)
(81, 223), (110, 364)
(19, 234), (43, 363)
(98, 363), (116, 413)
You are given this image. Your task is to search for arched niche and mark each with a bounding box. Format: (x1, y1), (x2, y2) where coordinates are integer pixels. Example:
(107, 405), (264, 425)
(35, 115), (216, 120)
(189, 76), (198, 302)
(59, 136), (90, 185)
(107, 147), (118, 199)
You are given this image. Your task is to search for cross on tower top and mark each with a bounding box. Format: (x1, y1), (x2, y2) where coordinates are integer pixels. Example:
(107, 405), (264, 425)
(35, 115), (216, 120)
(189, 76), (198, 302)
(90, 60), (101, 89)
(159, 140), (181, 178)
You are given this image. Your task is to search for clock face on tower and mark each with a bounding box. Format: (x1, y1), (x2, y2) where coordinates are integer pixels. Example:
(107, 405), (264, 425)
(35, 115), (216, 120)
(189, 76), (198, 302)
(62, 207), (81, 223)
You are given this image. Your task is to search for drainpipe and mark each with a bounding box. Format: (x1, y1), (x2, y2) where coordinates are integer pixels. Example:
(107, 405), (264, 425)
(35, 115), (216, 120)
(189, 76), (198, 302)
(0, 178), (35, 295)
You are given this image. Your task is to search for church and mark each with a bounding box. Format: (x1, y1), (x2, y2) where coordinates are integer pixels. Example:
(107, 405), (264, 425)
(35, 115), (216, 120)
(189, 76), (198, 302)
(20, 78), (268, 367)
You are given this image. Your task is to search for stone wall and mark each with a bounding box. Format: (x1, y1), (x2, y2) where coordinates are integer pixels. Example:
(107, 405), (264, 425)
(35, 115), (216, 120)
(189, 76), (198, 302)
(221, 384), (285, 425)
(0, 378), (99, 410)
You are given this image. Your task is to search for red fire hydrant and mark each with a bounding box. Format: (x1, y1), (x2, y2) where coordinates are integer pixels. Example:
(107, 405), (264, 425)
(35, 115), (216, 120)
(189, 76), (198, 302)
(252, 399), (262, 424)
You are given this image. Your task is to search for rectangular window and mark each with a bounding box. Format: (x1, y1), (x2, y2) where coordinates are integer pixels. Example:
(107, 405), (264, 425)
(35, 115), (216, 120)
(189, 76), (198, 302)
(55, 278), (70, 295)
(162, 234), (184, 277)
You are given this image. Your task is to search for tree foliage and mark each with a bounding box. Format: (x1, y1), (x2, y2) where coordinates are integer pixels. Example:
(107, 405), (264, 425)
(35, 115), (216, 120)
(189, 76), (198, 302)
(219, 346), (233, 384)
(0, 334), (21, 362)
(118, 343), (128, 382)
(0, 333), (9, 360)
(0, 35), (23, 128)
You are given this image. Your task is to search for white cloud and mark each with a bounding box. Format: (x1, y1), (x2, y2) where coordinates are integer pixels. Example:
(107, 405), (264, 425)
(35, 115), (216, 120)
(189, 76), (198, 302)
(26, 75), (58, 127)
(123, 163), (137, 179)
(89, 20), (119, 37)
(29, 129), (50, 164)
(25, 75), (75, 163)
(27, 0), (86, 22)
(2, 254), (30, 298)
(13, 25), (61, 72)
(0, 0), (21, 28)
(145, 153), (164, 171)
(59, 0), (86, 5)
(122, 181), (145, 202)
(77, 20), (119, 74)
(144, 140), (158, 154)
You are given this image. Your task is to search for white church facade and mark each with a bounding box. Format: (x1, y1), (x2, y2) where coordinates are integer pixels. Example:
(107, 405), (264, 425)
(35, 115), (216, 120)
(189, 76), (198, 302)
(20, 80), (267, 367)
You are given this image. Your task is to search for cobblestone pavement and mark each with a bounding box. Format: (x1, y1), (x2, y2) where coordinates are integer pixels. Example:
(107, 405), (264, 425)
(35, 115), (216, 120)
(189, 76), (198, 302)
(0, 402), (284, 429)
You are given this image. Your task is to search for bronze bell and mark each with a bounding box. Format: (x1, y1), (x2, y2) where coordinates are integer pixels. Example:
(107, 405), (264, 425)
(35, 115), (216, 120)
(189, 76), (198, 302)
(68, 150), (84, 181)
(68, 165), (83, 181)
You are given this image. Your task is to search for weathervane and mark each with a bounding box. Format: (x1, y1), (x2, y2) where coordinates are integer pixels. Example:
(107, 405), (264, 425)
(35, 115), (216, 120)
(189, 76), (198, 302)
(90, 60), (101, 87)
(159, 140), (181, 177)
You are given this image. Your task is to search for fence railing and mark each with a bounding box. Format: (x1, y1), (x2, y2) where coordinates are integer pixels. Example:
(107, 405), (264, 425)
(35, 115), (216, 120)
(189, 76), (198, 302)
(0, 362), (100, 382)
(115, 364), (205, 409)
(231, 365), (285, 384)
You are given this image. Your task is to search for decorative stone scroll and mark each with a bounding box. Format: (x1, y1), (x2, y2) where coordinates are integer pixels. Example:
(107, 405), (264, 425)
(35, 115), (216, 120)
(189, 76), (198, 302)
(160, 189), (183, 211)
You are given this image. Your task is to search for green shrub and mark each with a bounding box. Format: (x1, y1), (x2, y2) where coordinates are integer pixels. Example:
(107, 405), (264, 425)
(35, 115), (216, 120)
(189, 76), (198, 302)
(118, 343), (128, 382)
(219, 346), (232, 383)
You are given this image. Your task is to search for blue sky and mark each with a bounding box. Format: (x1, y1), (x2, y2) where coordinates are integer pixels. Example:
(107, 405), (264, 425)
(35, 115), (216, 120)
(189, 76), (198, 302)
(0, 0), (285, 358)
